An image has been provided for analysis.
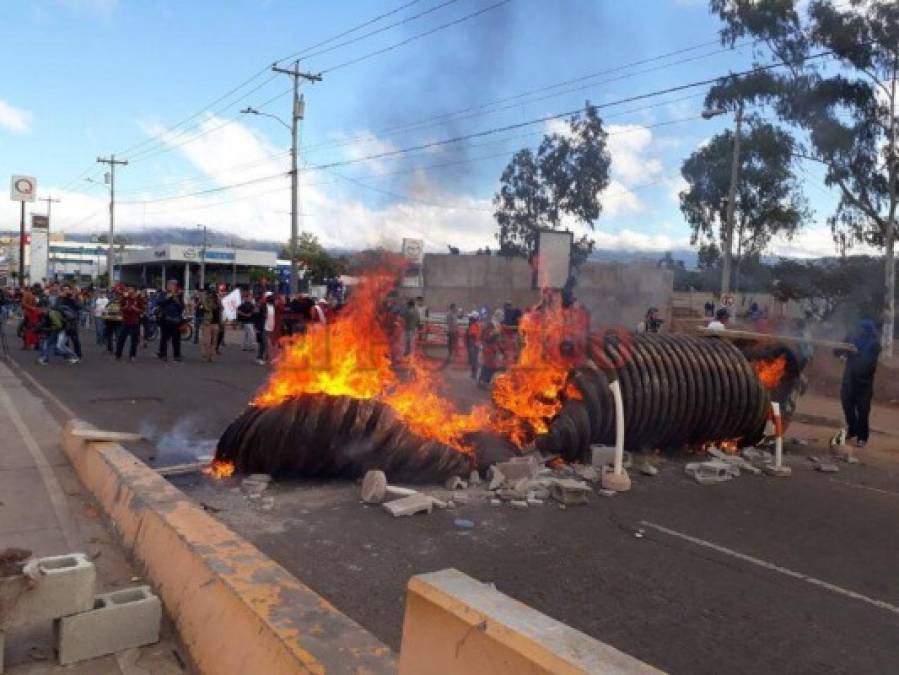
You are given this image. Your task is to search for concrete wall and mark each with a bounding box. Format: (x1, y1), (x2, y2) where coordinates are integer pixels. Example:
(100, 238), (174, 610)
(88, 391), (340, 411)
(412, 254), (674, 331)
(576, 262), (673, 330)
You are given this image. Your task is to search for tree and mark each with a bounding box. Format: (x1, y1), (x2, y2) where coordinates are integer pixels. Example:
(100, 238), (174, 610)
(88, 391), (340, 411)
(280, 232), (345, 283)
(680, 119), (810, 291)
(494, 102), (611, 267)
(706, 0), (899, 356)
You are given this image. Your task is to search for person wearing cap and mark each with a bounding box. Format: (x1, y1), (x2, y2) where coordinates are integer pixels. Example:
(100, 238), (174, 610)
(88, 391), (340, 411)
(835, 319), (881, 448)
(707, 308), (730, 331)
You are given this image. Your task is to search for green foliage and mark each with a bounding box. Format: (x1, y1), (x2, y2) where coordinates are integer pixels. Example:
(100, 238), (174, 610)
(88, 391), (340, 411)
(282, 232), (346, 283)
(680, 119), (810, 257)
(494, 102), (611, 266)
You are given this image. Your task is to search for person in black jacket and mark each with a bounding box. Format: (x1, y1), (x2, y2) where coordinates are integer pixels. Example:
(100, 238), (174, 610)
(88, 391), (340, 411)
(835, 319), (881, 448)
(156, 282), (185, 362)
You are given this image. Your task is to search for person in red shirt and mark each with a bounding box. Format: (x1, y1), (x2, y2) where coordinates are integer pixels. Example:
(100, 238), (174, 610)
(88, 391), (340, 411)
(116, 285), (146, 361)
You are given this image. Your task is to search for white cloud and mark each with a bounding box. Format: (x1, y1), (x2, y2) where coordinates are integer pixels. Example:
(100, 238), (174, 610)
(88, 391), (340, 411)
(0, 100), (32, 133)
(767, 226), (878, 259)
(338, 131), (400, 177)
(1, 116), (498, 253)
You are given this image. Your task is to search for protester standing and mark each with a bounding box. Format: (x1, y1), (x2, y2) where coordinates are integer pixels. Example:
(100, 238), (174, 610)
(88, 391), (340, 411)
(37, 297), (79, 365)
(115, 286), (145, 361)
(200, 287), (222, 362)
(93, 291), (108, 345)
(478, 309), (505, 388)
(445, 303), (458, 365)
(836, 319), (881, 448)
(156, 282), (185, 362)
(102, 291), (122, 353)
(237, 291), (256, 352)
(403, 299), (419, 356)
(58, 285), (83, 359)
(465, 312), (481, 379)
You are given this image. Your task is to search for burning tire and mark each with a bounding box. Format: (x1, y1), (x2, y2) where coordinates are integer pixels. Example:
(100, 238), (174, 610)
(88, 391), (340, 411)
(216, 393), (473, 483)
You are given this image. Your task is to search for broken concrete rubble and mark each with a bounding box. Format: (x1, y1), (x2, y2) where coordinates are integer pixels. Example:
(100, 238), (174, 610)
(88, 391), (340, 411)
(492, 457), (538, 483)
(551, 479), (591, 505)
(382, 493), (433, 517)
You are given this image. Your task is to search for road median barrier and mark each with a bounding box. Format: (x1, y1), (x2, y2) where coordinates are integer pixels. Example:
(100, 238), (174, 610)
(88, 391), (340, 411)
(61, 419), (396, 675)
(399, 568), (664, 675)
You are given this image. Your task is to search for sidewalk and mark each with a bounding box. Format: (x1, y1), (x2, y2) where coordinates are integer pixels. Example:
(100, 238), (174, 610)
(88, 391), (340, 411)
(0, 361), (187, 674)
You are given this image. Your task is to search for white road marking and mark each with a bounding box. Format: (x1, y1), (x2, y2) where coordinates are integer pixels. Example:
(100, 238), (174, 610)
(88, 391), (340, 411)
(828, 479), (899, 499)
(6, 356), (77, 418)
(0, 363), (81, 550)
(640, 520), (899, 618)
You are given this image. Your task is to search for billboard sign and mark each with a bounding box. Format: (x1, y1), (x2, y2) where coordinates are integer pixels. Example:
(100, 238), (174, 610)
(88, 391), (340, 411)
(401, 238), (424, 264)
(31, 214), (49, 282)
(533, 229), (573, 289)
(10, 175), (37, 202)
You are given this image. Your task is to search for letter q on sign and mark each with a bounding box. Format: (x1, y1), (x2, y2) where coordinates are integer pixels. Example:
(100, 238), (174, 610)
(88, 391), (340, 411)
(10, 175), (37, 202)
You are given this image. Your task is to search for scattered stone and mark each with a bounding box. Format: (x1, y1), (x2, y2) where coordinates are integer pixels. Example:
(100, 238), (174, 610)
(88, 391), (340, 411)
(468, 470), (482, 487)
(453, 519), (475, 529)
(530, 486), (551, 500)
(816, 463), (840, 473)
(361, 470), (419, 504)
(446, 501), (456, 509)
(636, 460), (659, 477)
(551, 479), (591, 505)
(430, 497), (448, 509)
(490, 499), (502, 507)
(247, 473), (272, 483)
(807, 455), (821, 464)
(763, 464), (792, 477)
(241, 478), (269, 495)
(597, 489), (617, 497)
(382, 493), (433, 517)
(487, 466), (507, 491)
(526, 497), (544, 506)
(260, 496), (275, 511)
(846, 456), (859, 464)
(493, 458), (538, 483)
(451, 492), (469, 504)
(685, 460), (736, 485)
(790, 437), (809, 446)
(444, 476), (467, 490)
(601, 467), (632, 492)
(573, 464), (599, 483)
(634, 531), (644, 539)
(509, 500), (529, 509)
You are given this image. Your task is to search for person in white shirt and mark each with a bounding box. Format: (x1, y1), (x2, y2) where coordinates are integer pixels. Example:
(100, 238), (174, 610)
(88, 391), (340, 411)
(93, 292), (109, 345)
(707, 308), (730, 331)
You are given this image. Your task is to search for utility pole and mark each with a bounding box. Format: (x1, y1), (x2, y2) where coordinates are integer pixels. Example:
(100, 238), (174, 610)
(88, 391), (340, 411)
(39, 195), (60, 278)
(721, 102), (743, 297)
(271, 60), (321, 295)
(96, 155), (128, 286)
(197, 224), (208, 291)
(18, 201), (25, 287)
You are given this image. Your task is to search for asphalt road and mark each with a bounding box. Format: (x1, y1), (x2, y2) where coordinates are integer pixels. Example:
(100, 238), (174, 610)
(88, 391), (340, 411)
(7, 323), (899, 674)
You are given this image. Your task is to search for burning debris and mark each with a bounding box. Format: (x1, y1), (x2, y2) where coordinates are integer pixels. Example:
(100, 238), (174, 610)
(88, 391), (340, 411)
(213, 264), (807, 488)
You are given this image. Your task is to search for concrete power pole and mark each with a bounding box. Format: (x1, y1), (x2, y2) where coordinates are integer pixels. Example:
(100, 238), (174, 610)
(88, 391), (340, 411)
(271, 61), (321, 295)
(96, 155), (128, 286)
(721, 102), (743, 297)
(39, 195), (60, 278)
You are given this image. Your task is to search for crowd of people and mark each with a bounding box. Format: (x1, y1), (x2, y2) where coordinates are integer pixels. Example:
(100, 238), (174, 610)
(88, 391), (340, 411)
(0, 281), (339, 367)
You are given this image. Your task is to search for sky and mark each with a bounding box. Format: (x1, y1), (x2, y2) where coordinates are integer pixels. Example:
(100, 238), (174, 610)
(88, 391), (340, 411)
(0, 0), (867, 259)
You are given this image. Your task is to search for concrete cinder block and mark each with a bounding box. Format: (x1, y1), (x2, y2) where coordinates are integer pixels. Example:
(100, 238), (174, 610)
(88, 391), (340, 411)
(0, 554), (96, 630)
(56, 585), (161, 665)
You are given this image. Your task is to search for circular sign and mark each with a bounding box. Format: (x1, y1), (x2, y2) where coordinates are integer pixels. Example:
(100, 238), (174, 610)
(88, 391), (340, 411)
(14, 177), (34, 196)
(722, 293), (735, 307)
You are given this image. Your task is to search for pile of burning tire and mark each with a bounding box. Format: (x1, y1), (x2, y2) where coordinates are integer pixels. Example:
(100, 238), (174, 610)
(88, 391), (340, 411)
(216, 333), (801, 479)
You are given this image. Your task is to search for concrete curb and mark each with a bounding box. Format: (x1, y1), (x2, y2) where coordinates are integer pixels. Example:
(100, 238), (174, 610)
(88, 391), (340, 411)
(60, 419), (396, 675)
(399, 569), (665, 675)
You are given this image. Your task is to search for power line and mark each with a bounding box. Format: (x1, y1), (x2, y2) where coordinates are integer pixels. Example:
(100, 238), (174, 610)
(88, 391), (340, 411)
(117, 172), (289, 205)
(292, 0), (464, 62)
(297, 52), (836, 175)
(320, 0), (513, 74)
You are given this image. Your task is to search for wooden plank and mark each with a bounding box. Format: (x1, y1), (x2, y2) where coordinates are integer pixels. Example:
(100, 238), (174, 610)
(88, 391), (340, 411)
(70, 429), (143, 442)
(693, 326), (857, 352)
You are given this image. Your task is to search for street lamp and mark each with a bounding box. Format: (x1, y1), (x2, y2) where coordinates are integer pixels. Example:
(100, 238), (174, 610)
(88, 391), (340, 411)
(241, 96), (305, 296)
(702, 101), (744, 297)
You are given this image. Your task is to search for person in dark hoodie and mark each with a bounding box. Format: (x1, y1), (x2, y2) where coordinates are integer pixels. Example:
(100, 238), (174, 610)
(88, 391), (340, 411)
(835, 319), (881, 448)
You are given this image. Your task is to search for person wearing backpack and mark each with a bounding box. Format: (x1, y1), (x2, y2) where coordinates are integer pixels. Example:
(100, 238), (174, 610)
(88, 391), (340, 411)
(37, 297), (79, 365)
(102, 290), (123, 353)
(58, 284), (83, 359)
(156, 282), (185, 362)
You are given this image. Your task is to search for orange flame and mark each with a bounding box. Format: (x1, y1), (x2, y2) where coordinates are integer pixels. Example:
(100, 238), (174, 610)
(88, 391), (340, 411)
(204, 459), (235, 479)
(753, 355), (787, 390)
(490, 294), (587, 447)
(253, 266), (484, 453)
